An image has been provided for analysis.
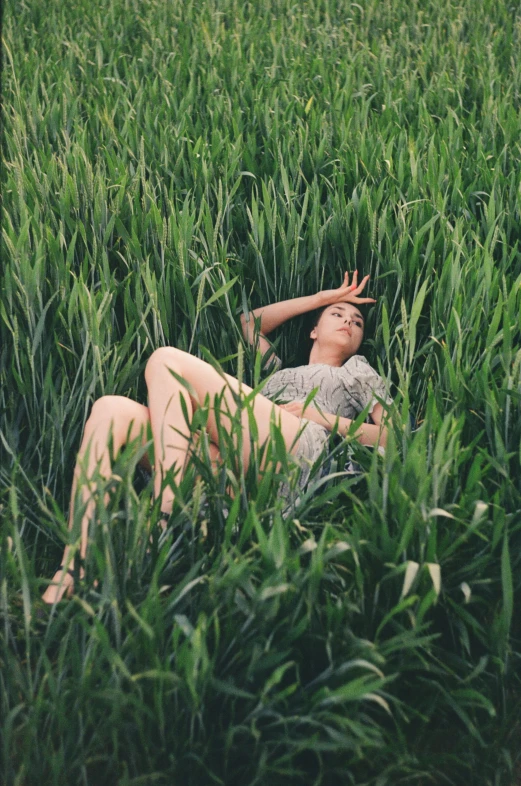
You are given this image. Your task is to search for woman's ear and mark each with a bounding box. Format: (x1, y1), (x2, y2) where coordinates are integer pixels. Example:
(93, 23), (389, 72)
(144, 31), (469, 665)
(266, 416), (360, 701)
(310, 327), (317, 340)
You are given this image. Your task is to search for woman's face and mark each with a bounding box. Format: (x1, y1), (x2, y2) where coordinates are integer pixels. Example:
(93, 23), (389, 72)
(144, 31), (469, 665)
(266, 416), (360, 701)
(310, 302), (365, 358)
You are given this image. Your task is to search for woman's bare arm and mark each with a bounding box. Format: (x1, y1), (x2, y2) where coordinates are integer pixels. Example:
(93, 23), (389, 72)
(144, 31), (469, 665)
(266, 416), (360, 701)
(279, 400), (388, 448)
(240, 293), (323, 349)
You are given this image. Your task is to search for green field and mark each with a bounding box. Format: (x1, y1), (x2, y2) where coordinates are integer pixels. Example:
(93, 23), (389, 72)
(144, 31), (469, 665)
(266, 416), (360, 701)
(2, 0), (521, 783)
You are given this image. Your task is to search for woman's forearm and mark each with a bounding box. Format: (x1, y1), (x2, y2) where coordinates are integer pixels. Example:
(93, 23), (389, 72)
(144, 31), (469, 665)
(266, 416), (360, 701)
(240, 293), (323, 338)
(309, 410), (388, 448)
(341, 417), (387, 448)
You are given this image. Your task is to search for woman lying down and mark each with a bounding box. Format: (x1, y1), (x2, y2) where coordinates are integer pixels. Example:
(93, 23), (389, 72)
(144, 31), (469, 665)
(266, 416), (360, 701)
(42, 270), (392, 604)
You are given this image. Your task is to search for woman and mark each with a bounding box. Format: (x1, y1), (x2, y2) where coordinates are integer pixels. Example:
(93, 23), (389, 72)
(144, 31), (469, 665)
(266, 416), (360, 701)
(42, 270), (391, 604)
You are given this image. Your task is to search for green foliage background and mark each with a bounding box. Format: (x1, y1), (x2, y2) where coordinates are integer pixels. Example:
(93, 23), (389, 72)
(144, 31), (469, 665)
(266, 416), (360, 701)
(1, 0), (521, 783)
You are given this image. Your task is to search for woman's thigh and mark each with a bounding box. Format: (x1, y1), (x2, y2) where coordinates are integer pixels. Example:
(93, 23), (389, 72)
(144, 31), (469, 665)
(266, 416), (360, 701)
(146, 348), (303, 468)
(182, 351), (303, 454)
(220, 371), (302, 461)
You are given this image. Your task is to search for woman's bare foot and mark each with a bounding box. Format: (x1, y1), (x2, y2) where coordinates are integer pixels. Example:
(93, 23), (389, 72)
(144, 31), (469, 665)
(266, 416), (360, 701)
(41, 566), (75, 605)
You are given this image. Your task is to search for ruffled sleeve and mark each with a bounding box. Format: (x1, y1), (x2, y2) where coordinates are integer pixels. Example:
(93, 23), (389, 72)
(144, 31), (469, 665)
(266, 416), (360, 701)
(341, 355), (392, 417)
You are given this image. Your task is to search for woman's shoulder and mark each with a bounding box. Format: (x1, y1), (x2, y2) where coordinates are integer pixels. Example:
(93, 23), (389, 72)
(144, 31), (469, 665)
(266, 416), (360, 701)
(341, 354), (387, 384)
(341, 354), (393, 405)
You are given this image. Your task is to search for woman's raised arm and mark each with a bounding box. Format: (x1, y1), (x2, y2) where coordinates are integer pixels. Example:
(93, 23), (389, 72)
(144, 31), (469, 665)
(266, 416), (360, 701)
(240, 292), (322, 349)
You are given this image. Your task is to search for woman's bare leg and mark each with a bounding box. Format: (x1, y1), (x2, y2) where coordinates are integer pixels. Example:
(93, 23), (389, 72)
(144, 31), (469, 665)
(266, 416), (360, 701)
(145, 347), (302, 516)
(42, 396), (151, 604)
(43, 347), (301, 602)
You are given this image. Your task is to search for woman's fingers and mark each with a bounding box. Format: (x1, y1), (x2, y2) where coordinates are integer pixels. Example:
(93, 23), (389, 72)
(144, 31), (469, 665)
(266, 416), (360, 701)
(354, 273), (369, 290)
(350, 275), (372, 296)
(279, 402), (303, 415)
(330, 271), (375, 303)
(344, 270), (358, 290)
(339, 271), (350, 291)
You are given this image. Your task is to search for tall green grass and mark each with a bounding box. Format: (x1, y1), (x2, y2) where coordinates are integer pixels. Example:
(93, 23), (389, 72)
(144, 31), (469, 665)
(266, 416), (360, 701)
(1, 0), (521, 783)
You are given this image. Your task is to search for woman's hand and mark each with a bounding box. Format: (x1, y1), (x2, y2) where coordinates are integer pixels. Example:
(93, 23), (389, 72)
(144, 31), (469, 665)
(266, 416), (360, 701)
(316, 271), (376, 307)
(279, 401), (307, 418)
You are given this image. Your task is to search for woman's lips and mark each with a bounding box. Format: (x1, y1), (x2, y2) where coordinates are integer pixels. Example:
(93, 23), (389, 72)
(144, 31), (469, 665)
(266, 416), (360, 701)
(338, 328), (352, 336)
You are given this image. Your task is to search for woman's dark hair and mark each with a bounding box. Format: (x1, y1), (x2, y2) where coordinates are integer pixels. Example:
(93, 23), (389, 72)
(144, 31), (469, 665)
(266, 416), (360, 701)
(309, 304), (328, 332)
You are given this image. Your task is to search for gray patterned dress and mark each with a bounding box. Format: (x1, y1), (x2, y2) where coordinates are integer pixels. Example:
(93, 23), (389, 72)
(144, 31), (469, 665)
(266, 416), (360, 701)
(260, 353), (392, 492)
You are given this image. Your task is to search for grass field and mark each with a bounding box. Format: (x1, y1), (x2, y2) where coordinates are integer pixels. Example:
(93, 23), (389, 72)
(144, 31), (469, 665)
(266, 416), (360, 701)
(1, 0), (521, 783)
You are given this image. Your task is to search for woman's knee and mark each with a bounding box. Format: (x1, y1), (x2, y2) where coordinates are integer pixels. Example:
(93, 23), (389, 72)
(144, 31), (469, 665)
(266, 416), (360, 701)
(89, 395), (129, 420)
(86, 396), (148, 436)
(145, 346), (185, 384)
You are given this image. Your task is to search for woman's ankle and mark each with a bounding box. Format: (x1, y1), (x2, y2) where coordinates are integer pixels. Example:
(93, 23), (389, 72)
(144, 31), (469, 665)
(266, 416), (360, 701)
(41, 567), (75, 604)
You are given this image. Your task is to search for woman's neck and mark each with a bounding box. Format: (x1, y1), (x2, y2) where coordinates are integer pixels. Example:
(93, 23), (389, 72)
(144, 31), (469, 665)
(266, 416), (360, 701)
(308, 344), (349, 367)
